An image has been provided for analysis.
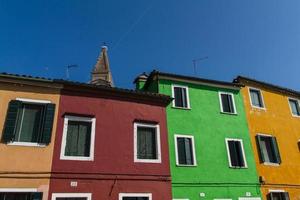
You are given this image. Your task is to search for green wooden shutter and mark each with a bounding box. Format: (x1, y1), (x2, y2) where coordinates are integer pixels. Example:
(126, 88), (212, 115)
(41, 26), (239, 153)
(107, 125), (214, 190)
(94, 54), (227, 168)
(2, 100), (22, 143)
(40, 103), (56, 144)
(31, 192), (43, 200)
(271, 137), (281, 164)
(256, 135), (265, 163)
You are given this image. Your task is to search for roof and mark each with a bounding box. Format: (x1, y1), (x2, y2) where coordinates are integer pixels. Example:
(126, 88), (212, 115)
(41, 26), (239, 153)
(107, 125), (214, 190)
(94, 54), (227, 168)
(0, 72), (172, 106)
(234, 76), (300, 97)
(143, 70), (242, 90)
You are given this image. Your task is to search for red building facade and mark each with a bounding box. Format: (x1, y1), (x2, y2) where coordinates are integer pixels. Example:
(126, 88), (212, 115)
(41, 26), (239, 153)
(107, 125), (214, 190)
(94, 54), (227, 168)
(49, 81), (172, 200)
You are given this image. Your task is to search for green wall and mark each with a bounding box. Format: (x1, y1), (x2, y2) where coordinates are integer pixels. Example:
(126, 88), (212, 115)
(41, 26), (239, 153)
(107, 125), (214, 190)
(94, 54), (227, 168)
(141, 78), (262, 200)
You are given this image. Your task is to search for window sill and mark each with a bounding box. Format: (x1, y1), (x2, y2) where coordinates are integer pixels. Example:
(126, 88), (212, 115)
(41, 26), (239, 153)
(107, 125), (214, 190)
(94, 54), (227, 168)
(229, 166), (248, 169)
(263, 162), (280, 166)
(220, 111), (238, 115)
(7, 142), (46, 147)
(60, 156), (94, 161)
(250, 106), (266, 110)
(291, 114), (300, 118)
(171, 106), (191, 110)
(176, 164), (197, 167)
(134, 158), (162, 163)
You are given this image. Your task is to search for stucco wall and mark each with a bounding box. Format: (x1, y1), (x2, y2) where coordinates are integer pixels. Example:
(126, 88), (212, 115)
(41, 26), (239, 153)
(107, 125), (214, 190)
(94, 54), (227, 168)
(240, 85), (300, 200)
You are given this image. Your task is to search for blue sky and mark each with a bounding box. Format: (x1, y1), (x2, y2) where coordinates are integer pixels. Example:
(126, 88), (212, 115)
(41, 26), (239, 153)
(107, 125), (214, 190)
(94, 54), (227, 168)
(0, 0), (300, 89)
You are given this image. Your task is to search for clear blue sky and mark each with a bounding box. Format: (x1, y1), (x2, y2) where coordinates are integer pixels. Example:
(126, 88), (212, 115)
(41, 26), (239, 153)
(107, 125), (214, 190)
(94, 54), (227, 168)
(1, 0), (300, 90)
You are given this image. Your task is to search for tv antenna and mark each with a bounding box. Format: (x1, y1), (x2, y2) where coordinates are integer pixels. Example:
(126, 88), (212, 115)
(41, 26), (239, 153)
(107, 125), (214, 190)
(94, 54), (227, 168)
(65, 64), (78, 80)
(192, 56), (208, 75)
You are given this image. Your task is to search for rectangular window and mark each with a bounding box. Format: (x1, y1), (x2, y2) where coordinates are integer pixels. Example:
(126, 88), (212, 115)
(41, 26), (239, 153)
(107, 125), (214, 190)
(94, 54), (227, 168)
(175, 135), (196, 166)
(219, 92), (236, 114)
(249, 88), (265, 108)
(0, 192), (42, 200)
(268, 192), (290, 200)
(288, 98), (300, 117)
(60, 116), (96, 161)
(225, 139), (247, 168)
(256, 135), (281, 164)
(134, 123), (161, 163)
(172, 85), (190, 109)
(51, 193), (91, 200)
(119, 193), (151, 200)
(2, 99), (55, 145)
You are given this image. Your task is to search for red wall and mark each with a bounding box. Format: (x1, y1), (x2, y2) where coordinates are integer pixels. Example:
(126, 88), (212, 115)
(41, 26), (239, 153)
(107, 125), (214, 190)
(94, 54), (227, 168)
(49, 92), (171, 199)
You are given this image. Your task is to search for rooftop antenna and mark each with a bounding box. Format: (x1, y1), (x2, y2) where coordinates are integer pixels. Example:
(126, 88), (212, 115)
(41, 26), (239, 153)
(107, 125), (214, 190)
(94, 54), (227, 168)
(65, 64), (78, 80)
(192, 56), (208, 75)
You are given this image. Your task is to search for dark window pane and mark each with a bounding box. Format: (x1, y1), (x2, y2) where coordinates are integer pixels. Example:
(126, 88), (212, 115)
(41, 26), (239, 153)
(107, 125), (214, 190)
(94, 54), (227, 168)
(289, 99), (300, 116)
(221, 94), (234, 113)
(228, 140), (245, 167)
(270, 192), (289, 200)
(0, 193), (32, 200)
(137, 126), (157, 159)
(65, 121), (92, 157)
(15, 104), (44, 143)
(177, 137), (194, 165)
(250, 89), (263, 107)
(174, 87), (188, 108)
(259, 136), (278, 163)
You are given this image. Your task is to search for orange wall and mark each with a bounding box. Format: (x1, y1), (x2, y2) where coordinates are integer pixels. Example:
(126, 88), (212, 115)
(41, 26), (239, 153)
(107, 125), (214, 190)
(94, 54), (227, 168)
(240, 84), (300, 199)
(0, 82), (60, 200)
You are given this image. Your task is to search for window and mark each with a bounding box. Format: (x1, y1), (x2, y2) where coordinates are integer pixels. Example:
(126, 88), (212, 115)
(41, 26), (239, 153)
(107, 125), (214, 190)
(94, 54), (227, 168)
(288, 98), (300, 117)
(225, 139), (247, 168)
(172, 85), (190, 109)
(119, 193), (151, 200)
(2, 99), (55, 145)
(134, 123), (161, 163)
(267, 191), (290, 200)
(249, 88), (265, 108)
(51, 193), (91, 200)
(0, 192), (42, 200)
(256, 135), (281, 164)
(60, 116), (96, 161)
(174, 135), (196, 166)
(219, 92), (237, 114)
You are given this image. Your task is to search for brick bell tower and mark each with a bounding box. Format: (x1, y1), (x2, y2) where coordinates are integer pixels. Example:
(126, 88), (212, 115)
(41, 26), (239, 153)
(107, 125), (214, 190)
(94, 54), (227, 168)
(90, 46), (114, 87)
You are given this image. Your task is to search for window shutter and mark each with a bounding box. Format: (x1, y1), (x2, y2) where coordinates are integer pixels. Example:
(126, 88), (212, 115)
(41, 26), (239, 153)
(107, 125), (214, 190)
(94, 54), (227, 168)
(40, 103), (56, 144)
(2, 100), (22, 143)
(235, 141), (245, 167)
(256, 135), (265, 163)
(283, 192), (290, 200)
(267, 193), (272, 200)
(228, 140), (238, 167)
(271, 137), (281, 164)
(31, 192), (43, 200)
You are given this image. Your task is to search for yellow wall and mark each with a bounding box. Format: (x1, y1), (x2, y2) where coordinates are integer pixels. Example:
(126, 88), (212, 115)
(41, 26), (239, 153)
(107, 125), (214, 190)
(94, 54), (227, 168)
(0, 82), (60, 200)
(240, 84), (300, 200)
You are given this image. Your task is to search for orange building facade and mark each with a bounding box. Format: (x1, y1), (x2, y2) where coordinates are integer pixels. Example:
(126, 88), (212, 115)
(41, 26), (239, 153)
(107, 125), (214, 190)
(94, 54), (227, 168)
(0, 74), (61, 200)
(235, 76), (300, 200)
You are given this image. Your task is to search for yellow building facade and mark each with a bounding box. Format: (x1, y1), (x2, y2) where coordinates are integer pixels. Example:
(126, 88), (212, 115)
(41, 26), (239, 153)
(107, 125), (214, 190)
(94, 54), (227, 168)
(235, 76), (300, 200)
(0, 74), (61, 200)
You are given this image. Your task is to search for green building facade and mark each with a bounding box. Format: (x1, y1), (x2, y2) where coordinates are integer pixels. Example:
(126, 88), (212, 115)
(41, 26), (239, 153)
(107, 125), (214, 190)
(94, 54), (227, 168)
(135, 71), (262, 200)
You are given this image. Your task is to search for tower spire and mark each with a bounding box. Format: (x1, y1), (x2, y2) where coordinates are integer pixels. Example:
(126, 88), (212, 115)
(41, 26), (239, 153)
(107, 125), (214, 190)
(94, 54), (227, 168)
(90, 46), (114, 87)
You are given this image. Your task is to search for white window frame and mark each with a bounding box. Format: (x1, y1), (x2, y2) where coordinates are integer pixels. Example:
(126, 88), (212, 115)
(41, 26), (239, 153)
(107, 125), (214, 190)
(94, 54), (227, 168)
(171, 84), (191, 109)
(0, 188), (38, 192)
(225, 138), (248, 168)
(60, 115), (96, 161)
(173, 199), (189, 200)
(6, 98), (52, 147)
(287, 97), (300, 118)
(256, 133), (280, 166)
(238, 198), (261, 200)
(218, 91), (237, 114)
(51, 193), (92, 200)
(214, 199), (232, 200)
(134, 122), (161, 163)
(174, 134), (197, 166)
(119, 193), (152, 200)
(248, 87), (266, 109)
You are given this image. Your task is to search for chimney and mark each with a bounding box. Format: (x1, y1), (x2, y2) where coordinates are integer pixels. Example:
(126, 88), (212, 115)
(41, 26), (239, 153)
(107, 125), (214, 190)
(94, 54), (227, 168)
(90, 46), (114, 87)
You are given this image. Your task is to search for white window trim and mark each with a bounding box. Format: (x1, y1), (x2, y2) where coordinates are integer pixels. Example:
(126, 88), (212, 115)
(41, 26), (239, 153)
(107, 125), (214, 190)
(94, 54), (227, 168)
(134, 122), (161, 163)
(256, 133), (280, 166)
(225, 138), (248, 168)
(268, 189), (285, 193)
(171, 84), (191, 109)
(218, 91), (237, 115)
(248, 87), (266, 110)
(60, 115), (96, 161)
(287, 97), (300, 118)
(0, 188), (38, 192)
(214, 199), (232, 200)
(238, 198), (261, 200)
(173, 199), (189, 200)
(119, 193), (152, 200)
(7, 98), (53, 147)
(52, 193), (92, 200)
(174, 134), (197, 167)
